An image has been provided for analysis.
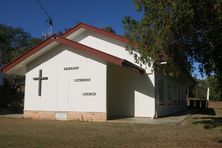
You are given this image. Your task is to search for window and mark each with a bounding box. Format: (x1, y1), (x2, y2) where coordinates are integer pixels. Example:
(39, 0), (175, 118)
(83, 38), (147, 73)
(178, 87), (181, 104)
(159, 80), (164, 105)
(167, 84), (172, 105)
(183, 88), (187, 104)
(172, 85), (176, 105)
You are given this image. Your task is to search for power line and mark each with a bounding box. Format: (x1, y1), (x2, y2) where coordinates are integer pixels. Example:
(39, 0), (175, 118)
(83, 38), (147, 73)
(36, 0), (51, 19)
(36, 0), (54, 37)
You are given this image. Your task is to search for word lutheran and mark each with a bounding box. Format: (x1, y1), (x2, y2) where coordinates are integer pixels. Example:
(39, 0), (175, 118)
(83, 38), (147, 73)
(74, 78), (91, 82)
(33, 69), (48, 96)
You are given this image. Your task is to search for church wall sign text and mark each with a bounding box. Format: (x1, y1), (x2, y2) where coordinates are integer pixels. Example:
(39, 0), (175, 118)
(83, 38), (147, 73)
(74, 78), (91, 82)
(63, 66), (96, 96)
(82, 92), (96, 96)
(64, 66), (79, 70)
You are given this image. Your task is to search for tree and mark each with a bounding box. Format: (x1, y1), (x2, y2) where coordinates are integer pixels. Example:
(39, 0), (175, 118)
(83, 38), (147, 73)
(101, 26), (116, 33)
(207, 76), (222, 101)
(193, 79), (208, 100)
(0, 24), (42, 109)
(123, 0), (222, 83)
(0, 76), (24, 109)
(192, 76), (222, 101)
(0, 24), (42, 63)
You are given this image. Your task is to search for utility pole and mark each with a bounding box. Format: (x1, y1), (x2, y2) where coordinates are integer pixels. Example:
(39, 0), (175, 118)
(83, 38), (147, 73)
(206, 87), (210, 108)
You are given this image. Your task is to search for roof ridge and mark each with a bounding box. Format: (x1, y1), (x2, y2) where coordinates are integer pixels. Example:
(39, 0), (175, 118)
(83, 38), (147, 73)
(62, 22), (129, 43)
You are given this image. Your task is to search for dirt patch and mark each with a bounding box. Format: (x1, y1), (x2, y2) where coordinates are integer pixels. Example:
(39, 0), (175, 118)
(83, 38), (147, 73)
(209, 101), (222, 109)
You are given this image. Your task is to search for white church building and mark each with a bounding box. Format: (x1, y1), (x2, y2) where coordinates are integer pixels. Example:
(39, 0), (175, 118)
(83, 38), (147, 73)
(1, 23), (188, 122)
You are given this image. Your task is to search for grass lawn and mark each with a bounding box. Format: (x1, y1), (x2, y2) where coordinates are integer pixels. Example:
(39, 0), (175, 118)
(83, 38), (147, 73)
(0, 103), (221, 148)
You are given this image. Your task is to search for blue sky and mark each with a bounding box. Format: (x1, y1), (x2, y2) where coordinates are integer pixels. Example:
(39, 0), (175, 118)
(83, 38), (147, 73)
(0, 0), (204, 79)
(0, 0), (142, 37)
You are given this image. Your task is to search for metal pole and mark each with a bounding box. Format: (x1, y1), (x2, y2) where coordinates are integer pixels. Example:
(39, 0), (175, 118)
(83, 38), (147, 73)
(206, 87), (210, 108)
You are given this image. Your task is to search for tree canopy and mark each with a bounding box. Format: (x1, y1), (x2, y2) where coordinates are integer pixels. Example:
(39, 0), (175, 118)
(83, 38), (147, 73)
(192, 76), (222, 100)
(123, 0), (222, 83)
(0, 24), (42, 63)
(0, 24), (42, 109)
(101, 26), (116, 33)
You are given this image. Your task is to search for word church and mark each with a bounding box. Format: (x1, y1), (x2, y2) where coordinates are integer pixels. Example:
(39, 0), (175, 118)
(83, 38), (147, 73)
(1, 23), (188, 122)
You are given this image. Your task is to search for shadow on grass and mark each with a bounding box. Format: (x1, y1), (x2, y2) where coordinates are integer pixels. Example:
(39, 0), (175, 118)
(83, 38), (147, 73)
(191, 108), (222, 144)
(160, 108), (216, 118)
(190, 108), (216, 115)
(192, 117), (222, 129)
(191, 108), (222, 130)
(215, 138), (222, 144)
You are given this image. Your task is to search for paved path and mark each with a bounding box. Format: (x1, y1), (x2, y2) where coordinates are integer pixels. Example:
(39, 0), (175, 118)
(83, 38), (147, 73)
(0, 110), (192, 125)
(109, 110), (191, 125)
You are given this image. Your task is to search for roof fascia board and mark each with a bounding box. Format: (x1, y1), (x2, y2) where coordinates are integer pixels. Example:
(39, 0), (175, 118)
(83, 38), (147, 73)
(62, 23), (129, 43)
(1, 37), (55, 73)
(55, 37), (123, 66)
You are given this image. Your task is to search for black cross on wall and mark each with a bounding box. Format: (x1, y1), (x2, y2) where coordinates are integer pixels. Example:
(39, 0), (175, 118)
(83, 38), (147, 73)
(33, 69), (48, 96)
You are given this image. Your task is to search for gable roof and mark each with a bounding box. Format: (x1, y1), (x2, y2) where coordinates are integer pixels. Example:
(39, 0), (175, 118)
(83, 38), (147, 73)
(63, 23), (129, 43)
(0, 35), (144, 74)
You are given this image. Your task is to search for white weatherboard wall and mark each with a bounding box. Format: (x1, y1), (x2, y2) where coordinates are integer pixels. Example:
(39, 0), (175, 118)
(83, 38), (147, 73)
(24, 44), (107, 113)
(73, 30), (153, 74)
(107, 63), (155, 118)
(155, 74), (187, 117)
(73, 30), (156, 118)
